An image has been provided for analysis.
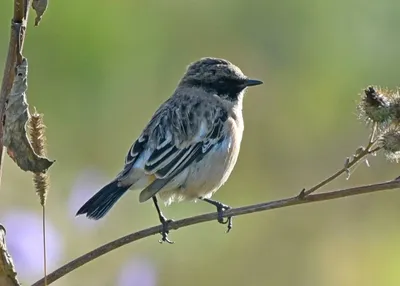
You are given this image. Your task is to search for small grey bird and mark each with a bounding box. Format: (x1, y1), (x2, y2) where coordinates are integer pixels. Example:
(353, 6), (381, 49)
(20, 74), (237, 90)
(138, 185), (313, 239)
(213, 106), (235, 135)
(76, 57), (263, 243)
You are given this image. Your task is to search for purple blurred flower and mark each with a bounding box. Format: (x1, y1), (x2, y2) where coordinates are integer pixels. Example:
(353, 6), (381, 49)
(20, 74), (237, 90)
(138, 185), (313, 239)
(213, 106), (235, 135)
(117, 257), (157, 286)
(68, 167), (108, 229)
(1, 209), (63, 281)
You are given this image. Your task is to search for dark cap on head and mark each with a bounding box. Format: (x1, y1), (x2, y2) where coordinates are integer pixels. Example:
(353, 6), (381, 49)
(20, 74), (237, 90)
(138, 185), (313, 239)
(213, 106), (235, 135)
(179, 57), (263, 100)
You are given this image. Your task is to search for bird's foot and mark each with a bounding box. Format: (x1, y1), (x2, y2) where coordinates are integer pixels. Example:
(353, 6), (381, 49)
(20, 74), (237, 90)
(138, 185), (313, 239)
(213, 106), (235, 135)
(215, 203), (233, 233)
(152, 196), (174, 244)
(158, 215), (174, 244)
(202, 198), (233, 233)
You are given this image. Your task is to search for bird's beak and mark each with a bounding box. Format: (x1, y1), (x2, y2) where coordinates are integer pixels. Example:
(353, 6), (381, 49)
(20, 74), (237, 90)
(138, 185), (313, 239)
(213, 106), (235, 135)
(244, 78), (263, 87)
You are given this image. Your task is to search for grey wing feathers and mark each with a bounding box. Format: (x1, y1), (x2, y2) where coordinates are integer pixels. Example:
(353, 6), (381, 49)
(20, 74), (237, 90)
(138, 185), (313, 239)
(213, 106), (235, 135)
(116, 95), (228, 202)
(137, 101), (229, 202)
(138, 143), (204, 202)
(119, 134), (148, 178)
(118, 105), (169, 179)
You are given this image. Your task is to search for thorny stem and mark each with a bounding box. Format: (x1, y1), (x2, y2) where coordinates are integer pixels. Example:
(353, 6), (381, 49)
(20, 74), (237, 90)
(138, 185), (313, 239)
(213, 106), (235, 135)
(369, 147), (382, 154)
(31, 179), (400, 286)
(369, 123), (378, 144)
(300, 127), (380, 198)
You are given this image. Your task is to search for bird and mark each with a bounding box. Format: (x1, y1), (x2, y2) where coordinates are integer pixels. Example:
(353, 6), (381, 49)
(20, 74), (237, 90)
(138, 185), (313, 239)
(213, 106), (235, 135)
(76, 57), (263, 243)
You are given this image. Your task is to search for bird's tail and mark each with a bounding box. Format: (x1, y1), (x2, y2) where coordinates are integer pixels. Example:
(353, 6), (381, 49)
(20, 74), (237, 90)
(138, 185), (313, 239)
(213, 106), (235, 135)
(76, 180), (130, 220)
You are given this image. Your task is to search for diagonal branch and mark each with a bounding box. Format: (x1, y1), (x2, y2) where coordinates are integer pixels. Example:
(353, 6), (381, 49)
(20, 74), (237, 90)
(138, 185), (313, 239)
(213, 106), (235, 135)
(31, 179), (400, 286)
(300, 129), (380, 197)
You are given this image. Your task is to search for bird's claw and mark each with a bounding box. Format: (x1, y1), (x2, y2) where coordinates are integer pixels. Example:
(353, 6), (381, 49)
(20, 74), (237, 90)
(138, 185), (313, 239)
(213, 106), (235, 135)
(216, 204), (232, 233)
(201, 198), (233, 233)
(158, 218), (174, 244)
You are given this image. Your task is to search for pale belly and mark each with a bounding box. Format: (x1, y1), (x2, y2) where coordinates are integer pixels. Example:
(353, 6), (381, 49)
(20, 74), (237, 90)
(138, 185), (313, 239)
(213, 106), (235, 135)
(158, 119), (243, 205)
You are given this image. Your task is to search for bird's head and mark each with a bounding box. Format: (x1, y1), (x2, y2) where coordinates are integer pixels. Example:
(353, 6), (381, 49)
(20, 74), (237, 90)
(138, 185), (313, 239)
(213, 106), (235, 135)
(179, 57), (263, 101)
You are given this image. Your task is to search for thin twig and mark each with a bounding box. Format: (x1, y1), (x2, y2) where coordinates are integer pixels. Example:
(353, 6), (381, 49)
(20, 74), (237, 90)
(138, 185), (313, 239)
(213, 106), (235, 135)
(42, 206), (47, 286)
(369, 147), (381, 154)
(31, 179), (400, 286)
(300, 131), (379, 197)
(369, 123), (378, 144)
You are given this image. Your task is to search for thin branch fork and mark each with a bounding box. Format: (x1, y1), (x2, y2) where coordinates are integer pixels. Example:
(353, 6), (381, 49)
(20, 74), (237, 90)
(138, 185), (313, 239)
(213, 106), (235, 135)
(32, 179), (400, 286)
(301, 122), (380, 197)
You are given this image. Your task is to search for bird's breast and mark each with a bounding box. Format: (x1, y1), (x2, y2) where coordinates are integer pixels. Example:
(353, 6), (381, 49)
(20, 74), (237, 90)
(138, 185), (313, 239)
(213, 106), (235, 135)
(177, 115), (244, 200)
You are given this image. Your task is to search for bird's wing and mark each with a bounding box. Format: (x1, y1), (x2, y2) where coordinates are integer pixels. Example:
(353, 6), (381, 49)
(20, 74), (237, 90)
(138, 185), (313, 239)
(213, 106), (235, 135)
(119, 98), (229, 202)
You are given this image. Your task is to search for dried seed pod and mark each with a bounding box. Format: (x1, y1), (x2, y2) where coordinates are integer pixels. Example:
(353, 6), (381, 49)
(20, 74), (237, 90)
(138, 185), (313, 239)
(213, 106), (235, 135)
(29, 111), (50, 206)
(358, 86), (391, 124)
(387, 91), (400, 125)
(379, 127), (400, 161)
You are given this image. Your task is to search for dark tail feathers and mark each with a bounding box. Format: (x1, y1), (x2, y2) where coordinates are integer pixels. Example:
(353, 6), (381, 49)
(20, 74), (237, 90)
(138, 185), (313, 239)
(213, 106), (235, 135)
(76, 180), (130, 220)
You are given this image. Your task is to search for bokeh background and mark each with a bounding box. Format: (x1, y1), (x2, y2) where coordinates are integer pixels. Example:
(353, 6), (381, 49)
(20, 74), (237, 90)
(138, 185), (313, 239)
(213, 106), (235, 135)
(1, 0), (400, 285)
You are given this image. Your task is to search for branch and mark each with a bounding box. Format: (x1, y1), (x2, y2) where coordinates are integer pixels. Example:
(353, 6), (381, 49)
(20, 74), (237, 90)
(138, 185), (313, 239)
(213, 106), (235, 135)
(0, 0), (33, 284)
(0, 0), (32, 186)
(32, 179), (400, 286)
(301, 123), (380, 197)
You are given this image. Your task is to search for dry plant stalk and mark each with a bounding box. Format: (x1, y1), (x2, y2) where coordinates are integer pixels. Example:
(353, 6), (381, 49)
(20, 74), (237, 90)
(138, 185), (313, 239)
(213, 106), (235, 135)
(3, 58), (54, 174)
(0, 0), (35, 285)
(29, 110), (50, 205)
(29, 110), (50, 286)
(300, 86), (400, 197)
(0, 225), (20, 286)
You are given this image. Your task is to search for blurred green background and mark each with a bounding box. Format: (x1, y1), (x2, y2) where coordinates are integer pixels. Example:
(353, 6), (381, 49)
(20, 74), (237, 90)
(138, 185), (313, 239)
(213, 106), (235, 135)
(1, 0), (400, 285)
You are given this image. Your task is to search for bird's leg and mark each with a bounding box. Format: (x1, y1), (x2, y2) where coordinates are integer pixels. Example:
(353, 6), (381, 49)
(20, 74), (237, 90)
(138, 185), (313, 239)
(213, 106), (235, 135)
(201, 197), (232, 233)
(152, 196), (174, 244)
